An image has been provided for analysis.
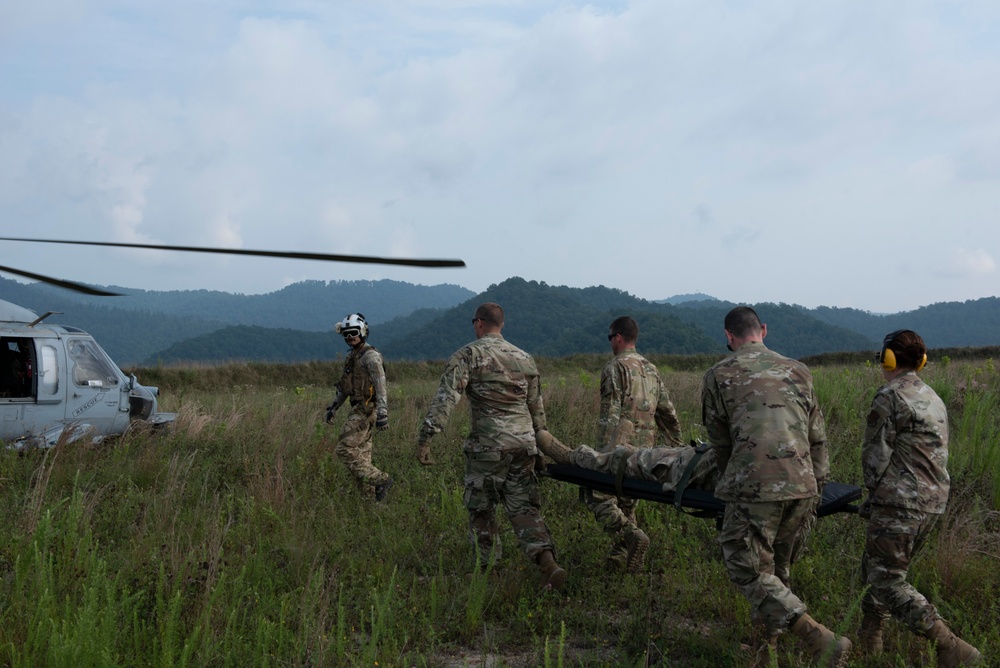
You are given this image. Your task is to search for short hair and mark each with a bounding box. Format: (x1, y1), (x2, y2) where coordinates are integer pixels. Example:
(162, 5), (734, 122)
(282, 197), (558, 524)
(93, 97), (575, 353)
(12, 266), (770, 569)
(724, 306), (762, 338)
(610, 316), (638, 342)
(475, 302), (504, 327)
(885, 330), (927, 370)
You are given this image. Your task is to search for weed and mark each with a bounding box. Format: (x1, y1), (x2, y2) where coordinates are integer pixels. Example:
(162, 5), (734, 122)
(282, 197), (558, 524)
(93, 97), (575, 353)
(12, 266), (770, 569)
(0, 358), (996, 666)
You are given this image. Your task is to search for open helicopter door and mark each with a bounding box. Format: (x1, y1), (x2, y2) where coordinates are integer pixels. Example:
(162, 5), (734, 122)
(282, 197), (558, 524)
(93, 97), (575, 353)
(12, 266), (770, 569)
(0, 336), (38, 440)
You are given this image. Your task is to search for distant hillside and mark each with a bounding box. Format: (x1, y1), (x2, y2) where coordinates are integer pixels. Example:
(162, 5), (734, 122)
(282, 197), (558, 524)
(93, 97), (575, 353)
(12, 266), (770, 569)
(373, 278), (875, 361)
(145, 326), (341, 365)
(670, 301), (876, 359)
(0, 278), (227, 365)
(0, 277), (474, 365)
(808, 298), (1000, 348)
(29, 279), (475, 331)
(655, 293), (719, 305)
(147, 279), (877, 364)
(6, 274), (1000, 366)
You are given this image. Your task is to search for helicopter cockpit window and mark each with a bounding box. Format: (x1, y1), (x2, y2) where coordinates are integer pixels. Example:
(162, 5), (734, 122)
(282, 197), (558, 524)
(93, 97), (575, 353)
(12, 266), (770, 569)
(68, 339), (119, 388)
(0, 337), (34, 399)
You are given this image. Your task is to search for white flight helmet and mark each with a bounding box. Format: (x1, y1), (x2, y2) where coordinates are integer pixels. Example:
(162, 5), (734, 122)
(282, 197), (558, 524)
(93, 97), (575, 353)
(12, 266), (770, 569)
(335, 313), (369, 341)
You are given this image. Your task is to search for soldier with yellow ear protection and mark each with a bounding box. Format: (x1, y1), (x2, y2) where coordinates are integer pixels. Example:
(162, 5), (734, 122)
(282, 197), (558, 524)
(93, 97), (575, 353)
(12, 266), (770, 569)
(876, 329), (927, 372)
(859, 330), (981, 665)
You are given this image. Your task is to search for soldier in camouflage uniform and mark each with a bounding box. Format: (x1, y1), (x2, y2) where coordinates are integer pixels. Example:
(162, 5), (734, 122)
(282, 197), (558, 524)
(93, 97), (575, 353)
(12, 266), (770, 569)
(325, 313), (393, 502)
(586, 316), (683, 573)
(416, 302), (567, 590)
(701, 306), (851, 667)
(858, 330), (981, 666)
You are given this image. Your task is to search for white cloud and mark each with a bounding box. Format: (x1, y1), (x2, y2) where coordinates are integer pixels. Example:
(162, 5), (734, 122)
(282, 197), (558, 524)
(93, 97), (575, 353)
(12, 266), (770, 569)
(933, 248), (997, 279)
(2, 1), (1000, 310)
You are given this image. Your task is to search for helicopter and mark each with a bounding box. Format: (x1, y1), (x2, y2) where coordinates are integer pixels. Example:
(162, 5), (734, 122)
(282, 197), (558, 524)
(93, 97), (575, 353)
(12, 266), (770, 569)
(0, 236), (465, 447)
(0, 297), (175, 448)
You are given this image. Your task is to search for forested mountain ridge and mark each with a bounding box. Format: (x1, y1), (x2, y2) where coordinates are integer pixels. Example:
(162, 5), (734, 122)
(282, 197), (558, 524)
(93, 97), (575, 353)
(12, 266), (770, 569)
(0, 277), (474, 364)
(25, 279), (475, 331)
(142, 278), (876, 364)
(376, 278), (872, 361)
(4, 276), (997, 366)
(0, 277), (227, 364)
(807, 298), (1000, 348)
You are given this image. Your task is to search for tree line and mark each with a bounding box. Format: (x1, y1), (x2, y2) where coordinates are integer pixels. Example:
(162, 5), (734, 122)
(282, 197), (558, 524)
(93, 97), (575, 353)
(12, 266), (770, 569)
(4, 276), (999, 366)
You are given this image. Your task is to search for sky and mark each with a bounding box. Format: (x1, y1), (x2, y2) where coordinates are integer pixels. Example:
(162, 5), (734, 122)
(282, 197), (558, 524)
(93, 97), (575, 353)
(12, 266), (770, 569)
(2, 1), (999, 314)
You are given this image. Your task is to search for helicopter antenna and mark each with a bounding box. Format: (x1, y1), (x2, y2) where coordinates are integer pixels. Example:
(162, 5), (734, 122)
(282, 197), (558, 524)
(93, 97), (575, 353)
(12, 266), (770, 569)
(29, 311), (62, 328)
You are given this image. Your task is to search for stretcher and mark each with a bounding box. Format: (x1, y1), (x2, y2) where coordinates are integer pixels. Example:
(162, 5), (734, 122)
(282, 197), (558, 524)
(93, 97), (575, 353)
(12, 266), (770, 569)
(541, 462), (862, 521)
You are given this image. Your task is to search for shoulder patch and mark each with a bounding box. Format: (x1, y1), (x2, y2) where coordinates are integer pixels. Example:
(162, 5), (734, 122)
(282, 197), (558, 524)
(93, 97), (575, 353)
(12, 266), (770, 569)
(866, 410), (880, 428)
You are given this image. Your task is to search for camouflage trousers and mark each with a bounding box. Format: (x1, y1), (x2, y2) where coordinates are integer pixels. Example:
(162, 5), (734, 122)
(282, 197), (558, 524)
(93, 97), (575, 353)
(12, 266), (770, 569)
(583, 490), (639, 549)
(464, 449), (556, 568)
(334, 408), (390, 496)
(861, 504), (942, 634)
(577, 442), (643, 549)
(718, 497), (818, 634)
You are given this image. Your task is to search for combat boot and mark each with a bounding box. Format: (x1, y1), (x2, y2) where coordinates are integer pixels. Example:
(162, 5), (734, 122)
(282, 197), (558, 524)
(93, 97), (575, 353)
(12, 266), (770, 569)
(623, 528), (650, 574)
(924, 619), (981, 667)
(537, 550), (567, 591)
(790, 613), (852, 668)
(374, 477), (394, 502)
(858, 613), (886, 655)
(535, 430), (571, 464)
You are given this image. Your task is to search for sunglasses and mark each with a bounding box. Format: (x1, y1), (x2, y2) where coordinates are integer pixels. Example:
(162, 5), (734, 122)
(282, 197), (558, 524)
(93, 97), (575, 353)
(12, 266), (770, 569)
(608, 332), (619, 341)
(342, 330), (361, 339)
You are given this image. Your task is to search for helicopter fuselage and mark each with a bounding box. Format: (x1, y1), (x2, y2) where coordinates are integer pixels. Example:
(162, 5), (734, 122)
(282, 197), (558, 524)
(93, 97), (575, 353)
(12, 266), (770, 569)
(1, 299), (174, 448)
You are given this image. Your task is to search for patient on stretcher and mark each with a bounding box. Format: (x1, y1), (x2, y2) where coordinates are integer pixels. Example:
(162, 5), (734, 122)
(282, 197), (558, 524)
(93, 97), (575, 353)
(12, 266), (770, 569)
(535, 420), (719, 494)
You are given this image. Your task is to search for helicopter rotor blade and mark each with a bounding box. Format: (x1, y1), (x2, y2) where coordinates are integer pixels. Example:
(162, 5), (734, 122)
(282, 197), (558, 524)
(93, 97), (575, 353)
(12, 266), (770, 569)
(0, 237), (466, 268)
(0, 263), (123, 296)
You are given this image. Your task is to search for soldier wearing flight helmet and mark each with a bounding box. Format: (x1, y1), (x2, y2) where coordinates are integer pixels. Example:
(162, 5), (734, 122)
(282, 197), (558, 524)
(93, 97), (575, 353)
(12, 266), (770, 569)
(326, 313), (393, 501)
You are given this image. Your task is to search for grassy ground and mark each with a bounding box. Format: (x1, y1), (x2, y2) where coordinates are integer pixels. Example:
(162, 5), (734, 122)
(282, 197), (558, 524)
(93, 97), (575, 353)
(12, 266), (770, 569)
(0, 355), (997, 667)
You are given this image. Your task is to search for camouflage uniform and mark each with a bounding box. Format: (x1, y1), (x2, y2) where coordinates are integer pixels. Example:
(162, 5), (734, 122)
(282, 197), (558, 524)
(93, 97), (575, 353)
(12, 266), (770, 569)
(418, 332), (557, 567)
(589, 349), (683, 563)
(701, 341), (830, 634)
(597, 350), (682, 448)
(861, 370), (950, 634)
(330, 343), (391, 495)
(568, 442), (718, 493)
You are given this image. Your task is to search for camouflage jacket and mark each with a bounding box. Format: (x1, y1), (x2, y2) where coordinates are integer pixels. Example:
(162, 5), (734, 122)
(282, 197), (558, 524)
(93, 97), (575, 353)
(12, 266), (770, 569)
(598, 349), (682, 450)
(701, 341), (829, 502)
(418, 332), (546, 454)
(333, 343), (388, 418)
(863, 371), (950, 513)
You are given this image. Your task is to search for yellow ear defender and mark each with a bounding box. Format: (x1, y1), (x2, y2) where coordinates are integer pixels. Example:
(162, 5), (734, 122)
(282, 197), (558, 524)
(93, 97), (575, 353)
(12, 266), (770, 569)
(879, 330), (927, 372)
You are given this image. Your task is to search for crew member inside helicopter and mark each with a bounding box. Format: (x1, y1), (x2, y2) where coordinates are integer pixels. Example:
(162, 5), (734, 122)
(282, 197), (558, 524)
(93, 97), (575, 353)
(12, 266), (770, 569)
(0, 338), (33, 398)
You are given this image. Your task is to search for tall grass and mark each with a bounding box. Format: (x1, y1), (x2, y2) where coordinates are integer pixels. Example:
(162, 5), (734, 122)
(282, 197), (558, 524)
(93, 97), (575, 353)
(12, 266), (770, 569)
(0, 357), (996, 666)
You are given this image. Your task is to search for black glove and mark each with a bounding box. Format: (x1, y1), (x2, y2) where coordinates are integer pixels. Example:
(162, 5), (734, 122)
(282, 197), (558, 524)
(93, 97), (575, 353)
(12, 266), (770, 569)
(325, 400), (341, 424)
(858, 498), (872, 519)
(376, 413), (389, 431)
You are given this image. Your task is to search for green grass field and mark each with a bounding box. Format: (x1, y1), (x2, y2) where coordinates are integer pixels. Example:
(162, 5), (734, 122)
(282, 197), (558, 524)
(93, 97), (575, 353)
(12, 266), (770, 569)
(1, 355), (996, 667)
